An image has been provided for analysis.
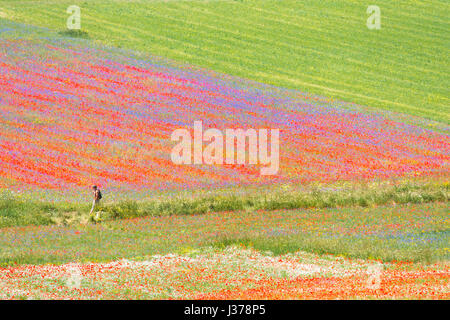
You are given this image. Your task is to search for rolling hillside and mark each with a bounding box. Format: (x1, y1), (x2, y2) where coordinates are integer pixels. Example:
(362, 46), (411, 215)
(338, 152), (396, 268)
(0, 21), (448, 197)
(0, 1), (449, 301)
(0, 0), (448, 122)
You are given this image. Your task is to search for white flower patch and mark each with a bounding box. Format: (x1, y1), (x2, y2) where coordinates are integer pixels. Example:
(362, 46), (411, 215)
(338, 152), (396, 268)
(65, 264), (83, 290)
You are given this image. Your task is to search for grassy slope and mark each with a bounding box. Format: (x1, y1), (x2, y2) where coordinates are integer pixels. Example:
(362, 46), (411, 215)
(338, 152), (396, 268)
(0, 0), (448, 123)
(1, 179), (448, 228)
(0, 201), (448, 266)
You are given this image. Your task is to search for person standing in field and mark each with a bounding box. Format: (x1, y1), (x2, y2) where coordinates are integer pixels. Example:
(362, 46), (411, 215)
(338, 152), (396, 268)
(90, 185), (102, 218)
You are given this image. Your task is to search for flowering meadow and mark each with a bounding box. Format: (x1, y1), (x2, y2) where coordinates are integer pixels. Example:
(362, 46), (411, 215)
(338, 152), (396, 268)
(3, 200), (450, 299)
(1, 202), (448, 266)
(0, 247), (448, 300)
(0, 22), (449, 199)
(0, 20), (449, 300)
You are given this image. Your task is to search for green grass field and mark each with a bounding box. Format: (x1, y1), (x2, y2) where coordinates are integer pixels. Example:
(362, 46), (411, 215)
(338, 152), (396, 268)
(1, 0), (448, 122)
(1, 178), (447, 228)
(1, 201), (448, 267)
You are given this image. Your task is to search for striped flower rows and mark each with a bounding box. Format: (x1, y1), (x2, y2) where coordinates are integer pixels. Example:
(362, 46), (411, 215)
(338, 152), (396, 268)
(0, 30), (448, 195)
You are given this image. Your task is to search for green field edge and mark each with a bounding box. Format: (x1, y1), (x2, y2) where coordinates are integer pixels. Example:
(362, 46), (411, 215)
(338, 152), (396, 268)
(1, 177), (448, 228)
(0, 201), (448, 267)
(1, 0), (448, 123)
